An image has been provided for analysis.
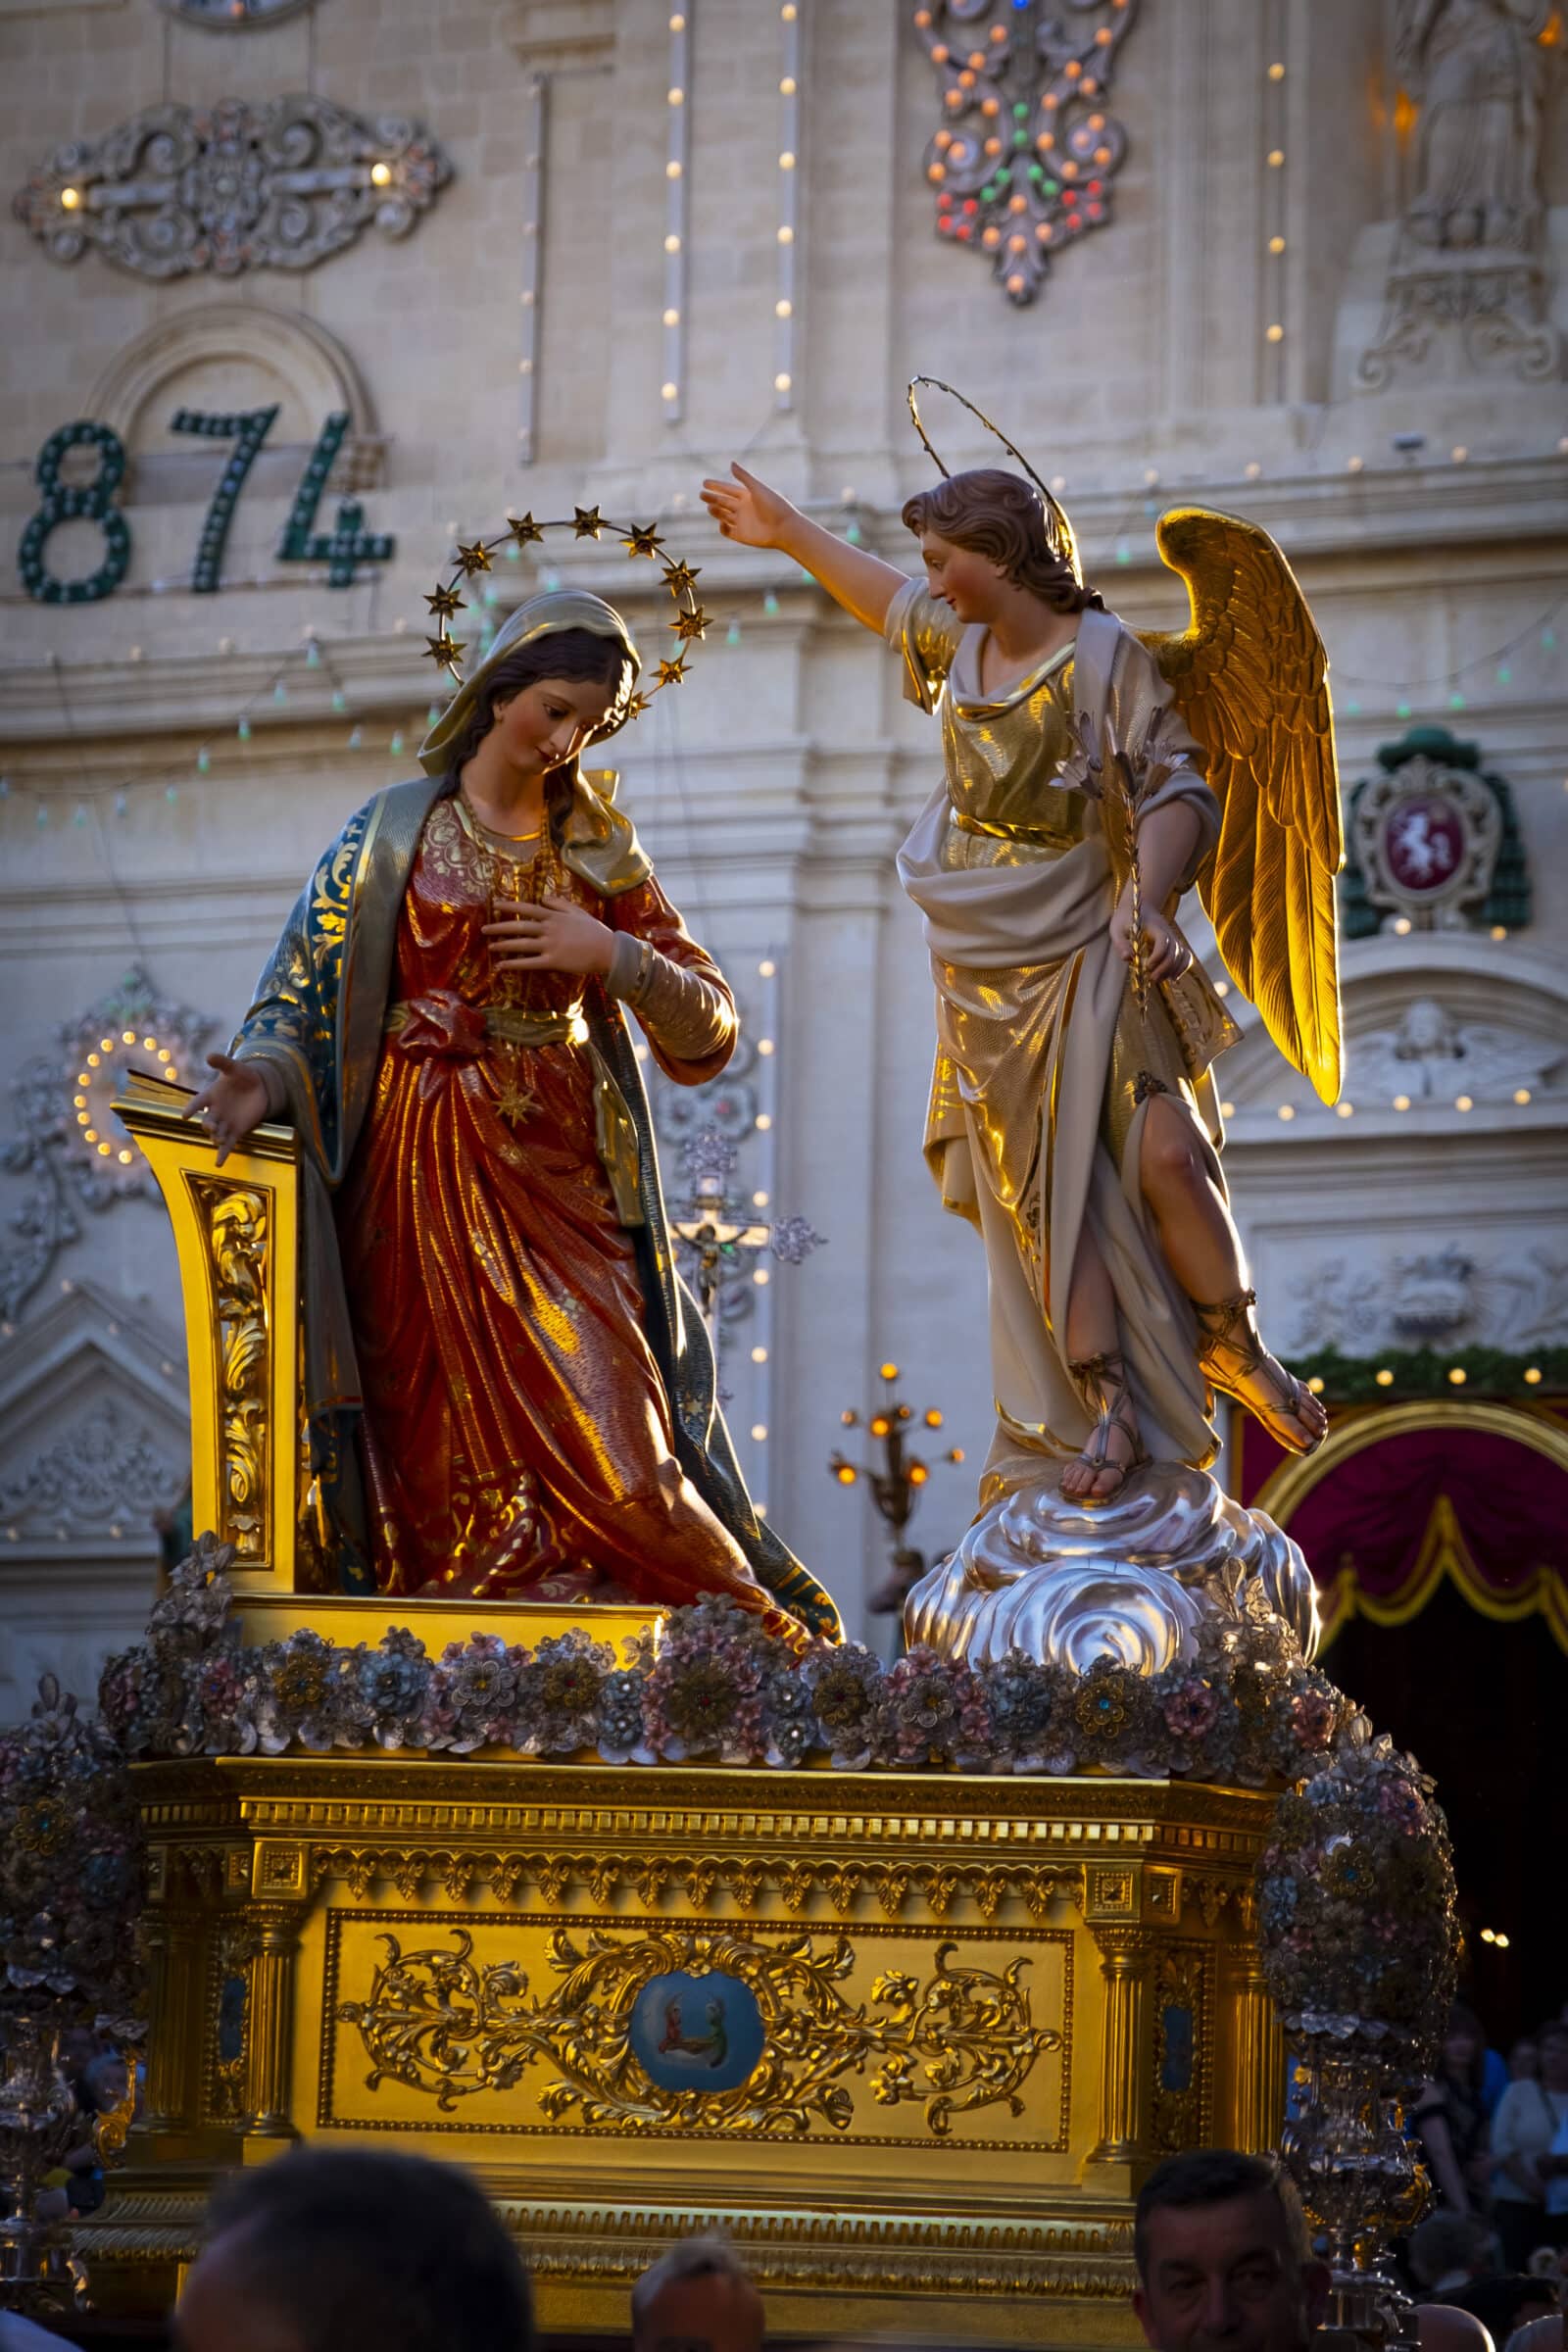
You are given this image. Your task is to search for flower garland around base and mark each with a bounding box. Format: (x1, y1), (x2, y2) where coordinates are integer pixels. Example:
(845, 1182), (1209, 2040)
(105, 1537), (1365, 1785)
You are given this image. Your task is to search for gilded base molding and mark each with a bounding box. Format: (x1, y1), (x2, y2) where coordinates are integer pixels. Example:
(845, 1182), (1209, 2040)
(84, 1757), (1285, 2347)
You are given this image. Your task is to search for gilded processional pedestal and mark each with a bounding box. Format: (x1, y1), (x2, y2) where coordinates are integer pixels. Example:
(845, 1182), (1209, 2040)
(82, 1076), (1289, 2348)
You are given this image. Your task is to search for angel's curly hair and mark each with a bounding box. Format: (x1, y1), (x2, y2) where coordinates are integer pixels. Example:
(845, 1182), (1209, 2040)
(901, 467), (1104, 614)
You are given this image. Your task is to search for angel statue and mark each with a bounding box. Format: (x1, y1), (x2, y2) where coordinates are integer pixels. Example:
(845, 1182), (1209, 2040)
(702, 404), (1337, 1668)
(183, 584), (837, 1643)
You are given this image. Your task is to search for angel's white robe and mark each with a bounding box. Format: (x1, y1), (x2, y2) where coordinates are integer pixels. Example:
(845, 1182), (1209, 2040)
(889, 588), (1241, 1501)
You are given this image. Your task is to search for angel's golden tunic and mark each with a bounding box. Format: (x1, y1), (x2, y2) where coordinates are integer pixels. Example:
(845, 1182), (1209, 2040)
(890, 583), (1240, 1494)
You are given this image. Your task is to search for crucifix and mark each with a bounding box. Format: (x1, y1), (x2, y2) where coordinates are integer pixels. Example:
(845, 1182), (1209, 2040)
(666, 1127), (824, 1391)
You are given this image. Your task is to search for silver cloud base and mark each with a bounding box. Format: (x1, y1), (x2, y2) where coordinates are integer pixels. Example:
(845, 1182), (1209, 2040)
(903, 1462), (1320, 1675)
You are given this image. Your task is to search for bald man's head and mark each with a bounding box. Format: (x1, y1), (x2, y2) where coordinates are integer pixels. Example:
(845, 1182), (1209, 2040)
(632, 2241), (763, 2352)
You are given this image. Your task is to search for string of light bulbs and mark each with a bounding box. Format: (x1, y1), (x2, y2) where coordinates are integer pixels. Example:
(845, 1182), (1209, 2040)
(773, 1), (802, 413)
(0, 636), (429, 824)
(661, 7), (691, 425)
(516, 74), (546, 465)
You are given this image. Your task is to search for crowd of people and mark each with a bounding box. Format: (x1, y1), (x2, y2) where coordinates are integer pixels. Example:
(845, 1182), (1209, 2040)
(1410, 2007), (1568, 2274)
(1, 2135), (1564, 2352)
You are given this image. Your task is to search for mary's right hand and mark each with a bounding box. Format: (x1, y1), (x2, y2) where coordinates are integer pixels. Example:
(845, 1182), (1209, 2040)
(183, 1051), (271, 1166)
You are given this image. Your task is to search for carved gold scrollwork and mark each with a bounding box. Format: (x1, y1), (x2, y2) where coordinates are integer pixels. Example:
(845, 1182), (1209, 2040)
(190, 1178), (270, 1560)
(337, 1927), (1057, 2139)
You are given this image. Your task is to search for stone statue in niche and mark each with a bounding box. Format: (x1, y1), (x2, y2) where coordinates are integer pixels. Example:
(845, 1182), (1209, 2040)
(1396, 0), (1550, 251)
(1359, 0), (1560, 384)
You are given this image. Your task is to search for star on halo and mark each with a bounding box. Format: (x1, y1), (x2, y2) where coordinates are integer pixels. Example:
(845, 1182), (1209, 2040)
(424, 581), (466, 621)
(656, 655), (689, 689)
(621, 522), (663, 560)
(456, 540), (493, 576)
(423, 632), (463, 670)
(573, 506), (605, 540)
(662, 558), (701, 599)
(507, 513), (544, 549)
(670, 603), (710, 645)
(622, 690), (653, 721)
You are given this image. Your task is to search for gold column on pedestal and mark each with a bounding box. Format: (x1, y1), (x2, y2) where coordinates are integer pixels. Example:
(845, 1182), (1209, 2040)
(1088, 1927), (1154, 2167)
(137, 1915), (203, 2138)
(1223, 1908), (1288, 2154)
(242, 1906), (304, 2147)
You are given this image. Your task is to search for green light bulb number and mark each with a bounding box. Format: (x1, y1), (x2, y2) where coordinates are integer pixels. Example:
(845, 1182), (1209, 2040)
(19, 421), (130, 605)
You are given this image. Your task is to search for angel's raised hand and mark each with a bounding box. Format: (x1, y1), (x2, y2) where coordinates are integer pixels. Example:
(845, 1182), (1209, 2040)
(699, 463), (792, 550)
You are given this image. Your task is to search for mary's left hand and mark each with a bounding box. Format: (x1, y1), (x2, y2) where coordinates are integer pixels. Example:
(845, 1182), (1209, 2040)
(485, 892), (614, 978)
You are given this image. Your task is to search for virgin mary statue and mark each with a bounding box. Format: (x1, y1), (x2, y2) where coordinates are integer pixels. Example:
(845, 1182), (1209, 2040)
(186, 589), (837, 1642)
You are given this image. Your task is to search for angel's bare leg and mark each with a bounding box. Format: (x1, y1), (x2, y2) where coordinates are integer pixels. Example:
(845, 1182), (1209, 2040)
(1061, 1229), (1145, 1501)
(1138, 1097), (1326, 1452)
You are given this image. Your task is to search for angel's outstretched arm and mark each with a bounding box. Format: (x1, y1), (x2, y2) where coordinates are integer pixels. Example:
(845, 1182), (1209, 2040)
(700, 464), (906, 633)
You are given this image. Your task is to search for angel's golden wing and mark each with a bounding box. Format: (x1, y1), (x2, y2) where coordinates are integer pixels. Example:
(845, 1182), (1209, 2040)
(1140, 507), (1344, 1104)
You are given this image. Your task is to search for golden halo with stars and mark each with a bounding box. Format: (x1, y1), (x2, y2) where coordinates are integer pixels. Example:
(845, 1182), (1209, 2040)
(419, 509), (711, 727)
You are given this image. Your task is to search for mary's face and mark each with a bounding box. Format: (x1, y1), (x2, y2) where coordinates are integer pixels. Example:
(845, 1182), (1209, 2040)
(920, 529), (1009, 624)
(490, 671), (616, 773)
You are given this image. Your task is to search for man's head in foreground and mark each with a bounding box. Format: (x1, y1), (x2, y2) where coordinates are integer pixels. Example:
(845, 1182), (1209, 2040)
(1134, 2150), (1330, 2352)
(172, 2146), (534, 2352)
(631, 2238), (765, 2352)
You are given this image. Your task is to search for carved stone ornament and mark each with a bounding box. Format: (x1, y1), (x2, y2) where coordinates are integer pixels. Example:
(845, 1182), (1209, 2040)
(1350, 755), (1502, 931)
(13, 96), (453, 280)
(1289, 1249), (1568, 1356)
(0, 1397), (175, 1539)
(1358, 0), (1561, 386)
(913, 0), (1143, 308)
(1, 968), (213, 1320)
(337, 1924), (1056, 2138)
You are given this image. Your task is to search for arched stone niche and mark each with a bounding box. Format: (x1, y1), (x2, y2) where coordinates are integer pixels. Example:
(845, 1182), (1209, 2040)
(86, 301), (384, 500)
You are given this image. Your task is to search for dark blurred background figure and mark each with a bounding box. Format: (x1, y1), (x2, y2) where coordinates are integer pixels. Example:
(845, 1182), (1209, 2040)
(1492, 2024), (1568, 2268)
(1449, 2278), (1563, 2346)
(1505, 2319), (1566, 2352)
(1411, 2213), (1497, 2303)
(1132, 2149), (1328, 2352)
(1415, 2005), (1496, 2220)
(631, 2239), (764, 2352)
(170, 2146), (534, 2352)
